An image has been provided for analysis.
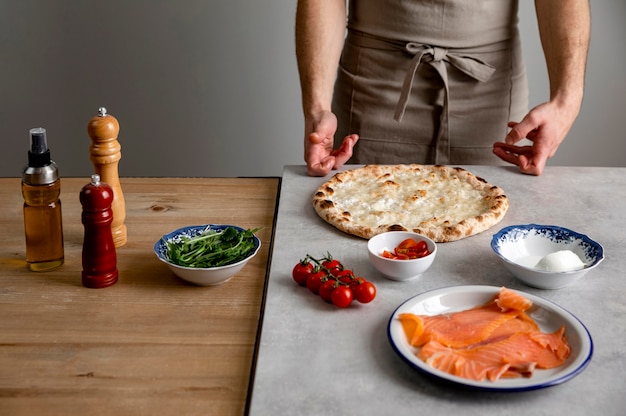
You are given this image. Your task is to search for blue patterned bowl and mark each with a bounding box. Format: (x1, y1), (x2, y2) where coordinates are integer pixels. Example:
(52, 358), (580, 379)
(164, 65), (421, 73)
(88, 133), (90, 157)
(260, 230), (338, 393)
(491, 224), (604, 289)
(154, 224), (261, 286)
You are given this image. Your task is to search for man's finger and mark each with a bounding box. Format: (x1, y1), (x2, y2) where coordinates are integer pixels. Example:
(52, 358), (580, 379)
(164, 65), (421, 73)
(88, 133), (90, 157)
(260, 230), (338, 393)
(308, 132), (325, 145)
(307, 158), (334, 177)
(505, 118), (538, 145)
(332, 135), (359, 168)
(493, 145), (521, 166)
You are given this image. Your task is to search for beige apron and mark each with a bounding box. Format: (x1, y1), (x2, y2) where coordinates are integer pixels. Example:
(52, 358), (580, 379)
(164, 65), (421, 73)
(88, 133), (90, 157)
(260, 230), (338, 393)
(333, 0), (528, 165)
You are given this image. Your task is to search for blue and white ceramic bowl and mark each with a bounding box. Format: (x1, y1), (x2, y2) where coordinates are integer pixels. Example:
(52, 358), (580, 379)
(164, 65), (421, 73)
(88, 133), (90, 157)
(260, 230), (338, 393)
(491, 224), (604, 289)
(154, 224), (261, 286)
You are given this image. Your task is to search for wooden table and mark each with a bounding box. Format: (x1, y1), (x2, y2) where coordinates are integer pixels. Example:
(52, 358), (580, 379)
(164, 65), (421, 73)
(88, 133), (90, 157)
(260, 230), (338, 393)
(0, 177), (280, 416)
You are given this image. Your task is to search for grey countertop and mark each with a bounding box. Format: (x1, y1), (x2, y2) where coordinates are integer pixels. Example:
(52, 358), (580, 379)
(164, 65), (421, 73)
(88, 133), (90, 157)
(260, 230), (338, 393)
(249, 165), (625, 416)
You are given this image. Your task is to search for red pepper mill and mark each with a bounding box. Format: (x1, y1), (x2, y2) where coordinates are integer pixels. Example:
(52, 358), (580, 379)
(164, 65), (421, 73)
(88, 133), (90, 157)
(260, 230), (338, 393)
(80, 174), (118, 288)
(87, 107), (127, 247)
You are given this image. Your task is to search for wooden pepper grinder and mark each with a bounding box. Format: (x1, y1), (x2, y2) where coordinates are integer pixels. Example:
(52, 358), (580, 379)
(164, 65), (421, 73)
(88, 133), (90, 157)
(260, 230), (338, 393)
(88, 107), (127, 247)
(80, 174), (118, 288)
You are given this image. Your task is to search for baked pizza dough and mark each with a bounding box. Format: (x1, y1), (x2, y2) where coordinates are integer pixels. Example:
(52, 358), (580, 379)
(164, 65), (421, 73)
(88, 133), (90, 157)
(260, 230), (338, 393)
(312, 165), (509, 242)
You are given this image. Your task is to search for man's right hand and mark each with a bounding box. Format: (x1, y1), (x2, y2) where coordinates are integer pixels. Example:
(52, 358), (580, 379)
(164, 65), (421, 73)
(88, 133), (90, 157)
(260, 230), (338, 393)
(305, 111), (359, 176)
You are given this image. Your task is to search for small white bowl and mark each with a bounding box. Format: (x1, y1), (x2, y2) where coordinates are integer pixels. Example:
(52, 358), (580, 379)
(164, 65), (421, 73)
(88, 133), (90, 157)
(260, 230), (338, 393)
(154, 224), (261, 286)
(491, 224), (604, 289)
(367, 231), (437, 281)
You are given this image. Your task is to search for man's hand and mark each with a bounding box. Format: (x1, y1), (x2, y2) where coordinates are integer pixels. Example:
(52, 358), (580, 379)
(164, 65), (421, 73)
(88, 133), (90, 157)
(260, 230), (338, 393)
(493, 101), (574, 175)
(305, 111), (359, 176)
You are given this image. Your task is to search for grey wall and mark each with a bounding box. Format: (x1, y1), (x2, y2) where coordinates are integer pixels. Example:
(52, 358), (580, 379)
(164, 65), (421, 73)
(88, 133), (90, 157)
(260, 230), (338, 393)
(1, 1), (624, 178)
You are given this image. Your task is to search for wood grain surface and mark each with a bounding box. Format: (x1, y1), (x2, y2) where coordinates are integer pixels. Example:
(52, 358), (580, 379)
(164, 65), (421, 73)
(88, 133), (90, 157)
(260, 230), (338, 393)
(0, 177), (280, 416)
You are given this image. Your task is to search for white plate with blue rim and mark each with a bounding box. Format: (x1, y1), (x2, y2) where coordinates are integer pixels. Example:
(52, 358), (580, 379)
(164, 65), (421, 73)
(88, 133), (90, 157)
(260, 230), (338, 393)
(387, 285), (593, 391)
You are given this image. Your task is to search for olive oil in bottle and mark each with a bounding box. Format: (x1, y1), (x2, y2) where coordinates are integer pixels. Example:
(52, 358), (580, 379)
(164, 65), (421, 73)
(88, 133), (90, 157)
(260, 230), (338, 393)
(22, 127), (64, 271)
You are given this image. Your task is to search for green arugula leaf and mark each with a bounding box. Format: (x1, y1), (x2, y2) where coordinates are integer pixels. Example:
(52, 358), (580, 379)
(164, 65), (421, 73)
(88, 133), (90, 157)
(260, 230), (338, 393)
(164, 226), (261, 268)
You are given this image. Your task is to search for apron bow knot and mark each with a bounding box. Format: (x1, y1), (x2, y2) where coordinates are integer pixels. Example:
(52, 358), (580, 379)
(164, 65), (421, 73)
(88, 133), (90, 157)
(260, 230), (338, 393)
(394, 42), (496, 163)
(395, 43), (496, 122)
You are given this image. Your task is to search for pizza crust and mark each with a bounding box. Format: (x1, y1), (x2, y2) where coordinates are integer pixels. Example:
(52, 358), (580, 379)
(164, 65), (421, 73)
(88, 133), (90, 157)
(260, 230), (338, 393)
(312, 164), (509, 242)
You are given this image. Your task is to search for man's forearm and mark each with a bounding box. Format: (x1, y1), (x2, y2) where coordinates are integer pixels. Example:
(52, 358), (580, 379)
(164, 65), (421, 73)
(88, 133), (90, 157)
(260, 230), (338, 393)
(295, 0), (347, 117)
(535, 0), (591, 111)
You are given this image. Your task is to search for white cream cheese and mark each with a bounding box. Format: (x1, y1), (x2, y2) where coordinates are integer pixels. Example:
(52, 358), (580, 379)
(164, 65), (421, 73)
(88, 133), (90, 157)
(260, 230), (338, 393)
(534, 250), (586, 272)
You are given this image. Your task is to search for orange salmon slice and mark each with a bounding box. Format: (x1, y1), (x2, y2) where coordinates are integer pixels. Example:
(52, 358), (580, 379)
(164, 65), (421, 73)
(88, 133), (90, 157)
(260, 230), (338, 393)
(418, 327), (570, 382)
(398, 287), (533, 348)
(399, 287), (571, 382)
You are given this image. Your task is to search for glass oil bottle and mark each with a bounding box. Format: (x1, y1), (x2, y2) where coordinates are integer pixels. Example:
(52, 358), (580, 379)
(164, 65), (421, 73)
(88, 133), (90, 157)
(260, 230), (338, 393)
(22, 127), (64, 271)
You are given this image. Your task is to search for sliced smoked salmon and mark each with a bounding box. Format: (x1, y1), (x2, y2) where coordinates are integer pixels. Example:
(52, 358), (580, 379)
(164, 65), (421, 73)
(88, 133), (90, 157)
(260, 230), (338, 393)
(398, 287), (533, 349)
(399, 287), (571, 382)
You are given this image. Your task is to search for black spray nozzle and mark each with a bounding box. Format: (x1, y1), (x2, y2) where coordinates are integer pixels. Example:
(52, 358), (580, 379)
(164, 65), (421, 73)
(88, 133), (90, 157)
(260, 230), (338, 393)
(30, 127), (48, 154)
(28, 127), (52, 167)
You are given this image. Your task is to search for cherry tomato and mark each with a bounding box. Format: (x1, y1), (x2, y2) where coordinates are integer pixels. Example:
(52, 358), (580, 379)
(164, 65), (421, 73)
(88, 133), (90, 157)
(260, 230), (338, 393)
(383, 238), (431, 260)
(292, 261), (314, 286)
(331, 286), (353, 308)
(408, 240), (429, 258)
(318, 280), (336, 303)
(395, 238), (417, 255)
(321, 259), (342, 278)
(348, 276), (365, 292)
(354, 281), (376, 303)
(306, 270), (326, 294)
(334, 269), (353, 281)
(414, 240), (428, 251)
(322, 258), (342, 270)
(339, 277), (353, 286)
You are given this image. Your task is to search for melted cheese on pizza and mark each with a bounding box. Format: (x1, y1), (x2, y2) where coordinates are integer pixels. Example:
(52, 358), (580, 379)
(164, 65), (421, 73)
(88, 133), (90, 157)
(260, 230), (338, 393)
(331, 172), (488, 228)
